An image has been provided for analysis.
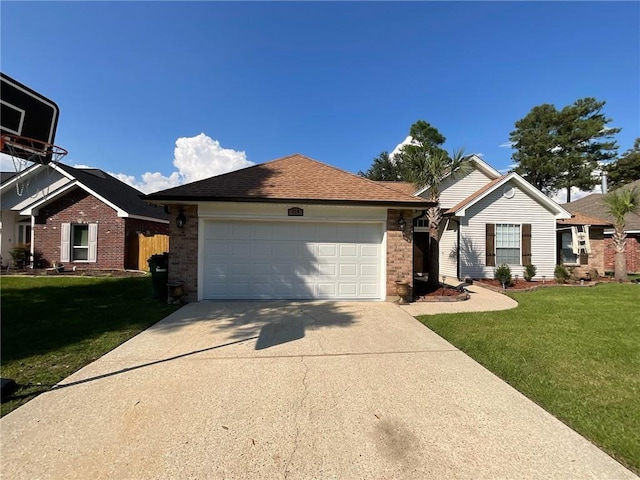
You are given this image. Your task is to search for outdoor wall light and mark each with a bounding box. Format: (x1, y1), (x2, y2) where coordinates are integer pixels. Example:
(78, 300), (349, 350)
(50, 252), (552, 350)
(176, 208), (187, 229)
(398, 215), (406, 232)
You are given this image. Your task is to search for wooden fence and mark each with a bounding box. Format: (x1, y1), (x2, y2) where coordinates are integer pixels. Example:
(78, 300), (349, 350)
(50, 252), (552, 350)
(128, 233), (169, 271)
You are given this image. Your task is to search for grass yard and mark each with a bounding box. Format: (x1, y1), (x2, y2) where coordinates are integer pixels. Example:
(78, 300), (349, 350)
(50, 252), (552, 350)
(1, 275), (179, 416)
(418, 283), (640, 475)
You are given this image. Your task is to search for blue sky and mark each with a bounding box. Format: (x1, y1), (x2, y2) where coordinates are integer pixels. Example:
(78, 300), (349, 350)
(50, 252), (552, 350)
(2, 1), (639, 196)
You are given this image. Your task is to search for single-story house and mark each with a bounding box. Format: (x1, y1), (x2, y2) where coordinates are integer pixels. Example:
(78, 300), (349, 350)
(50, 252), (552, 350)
(556, 212), (612, 276)
(145, 154), (571, 302)
(1, 163), (169, 270)
(561, 179), (640, 274)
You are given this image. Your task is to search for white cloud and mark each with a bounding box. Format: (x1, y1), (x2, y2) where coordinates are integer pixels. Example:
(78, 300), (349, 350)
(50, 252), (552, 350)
(499, 141), (514, 148)
(390, 136), (419, 160)
(551, 185), (602, 204)
(110, 133), (253, 193)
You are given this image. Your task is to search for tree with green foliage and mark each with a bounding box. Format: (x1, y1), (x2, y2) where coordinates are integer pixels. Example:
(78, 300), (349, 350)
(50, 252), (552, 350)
(510, 98), (620, 202)
(603, 187), (639, 281)
(358, 151), (404, 181)
(396, 120), (470, 291)
(606, 138), (640, 190)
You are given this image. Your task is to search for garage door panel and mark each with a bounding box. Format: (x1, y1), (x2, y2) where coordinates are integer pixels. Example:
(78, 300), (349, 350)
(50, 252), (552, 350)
(203, 221), (382, 299)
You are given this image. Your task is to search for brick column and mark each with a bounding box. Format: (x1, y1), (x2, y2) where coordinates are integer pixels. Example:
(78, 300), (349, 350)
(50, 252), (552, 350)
(386, 209), (413, 297)
(168, 204), (198, 302)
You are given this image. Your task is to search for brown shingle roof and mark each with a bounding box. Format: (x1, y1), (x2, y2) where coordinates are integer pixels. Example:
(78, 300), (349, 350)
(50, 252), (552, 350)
(375, 181), (417, 196)
(565, 180), (640, 231)
(557, 212), (612, 226)
(146, 154), (431, 207)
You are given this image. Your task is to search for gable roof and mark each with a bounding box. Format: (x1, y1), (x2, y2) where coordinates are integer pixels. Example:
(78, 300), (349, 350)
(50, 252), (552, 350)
(413, 154), (501, 197)
(565, 179), (640, 231)
(54, 164), (168, 220)
(2, 163), (168, 222)
(145, 154), (432, 207)
(445, 172), (571, 219)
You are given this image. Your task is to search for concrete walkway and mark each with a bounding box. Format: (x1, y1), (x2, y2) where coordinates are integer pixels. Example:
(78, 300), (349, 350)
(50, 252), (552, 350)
(400, 276), (518, 316)
(1, 300), (635, 479)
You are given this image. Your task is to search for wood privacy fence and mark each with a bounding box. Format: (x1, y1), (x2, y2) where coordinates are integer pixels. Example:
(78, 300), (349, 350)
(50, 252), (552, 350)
(127, 233), (169, 271)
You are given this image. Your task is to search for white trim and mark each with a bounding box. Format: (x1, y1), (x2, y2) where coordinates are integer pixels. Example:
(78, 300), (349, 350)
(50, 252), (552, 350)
(127, 214), (170, 224)
(453, 172), (571, 219)
(0, 163), (43, 193)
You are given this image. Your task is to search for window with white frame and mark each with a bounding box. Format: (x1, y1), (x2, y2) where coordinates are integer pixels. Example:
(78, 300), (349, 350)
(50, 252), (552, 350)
(495, 224), (520, 265)
(560, 230), (580, 265)
(72, 225), (89, 260)
(61, 223), (97, 263)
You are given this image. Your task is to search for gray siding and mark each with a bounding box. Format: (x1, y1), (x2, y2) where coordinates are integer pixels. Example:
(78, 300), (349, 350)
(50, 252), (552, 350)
(459, 180), (558, 280)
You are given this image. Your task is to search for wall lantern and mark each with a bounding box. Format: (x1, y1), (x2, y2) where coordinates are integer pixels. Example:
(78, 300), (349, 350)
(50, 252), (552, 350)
(176, 208), (187, 229)
(398, 215), (406, 232)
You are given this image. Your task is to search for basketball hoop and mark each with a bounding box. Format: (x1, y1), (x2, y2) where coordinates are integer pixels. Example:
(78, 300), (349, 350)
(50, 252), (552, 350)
(1, 134), (68, 197)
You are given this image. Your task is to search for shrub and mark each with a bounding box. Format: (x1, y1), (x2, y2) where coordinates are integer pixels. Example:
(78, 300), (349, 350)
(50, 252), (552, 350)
(554, 264), (571, 284)
(524, 264), (537, 282)
(9, 243), (30, 269)
(494, 264), (512, 289)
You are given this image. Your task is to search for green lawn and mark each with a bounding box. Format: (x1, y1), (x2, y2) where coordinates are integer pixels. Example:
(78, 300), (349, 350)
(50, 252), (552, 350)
(1, 275), (179, 416)
(418, 283), (640, 475)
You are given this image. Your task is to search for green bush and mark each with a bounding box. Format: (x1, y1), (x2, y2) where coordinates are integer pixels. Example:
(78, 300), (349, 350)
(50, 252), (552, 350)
(554, 264), (571, 284)
(494, 264), (512, 288)
(9, 244), (30, 269)
(524, 264), (537, 282)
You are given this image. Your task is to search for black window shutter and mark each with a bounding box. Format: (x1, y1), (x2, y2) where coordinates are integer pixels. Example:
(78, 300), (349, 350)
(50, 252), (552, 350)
(522, 224), (532, 266)
(486, 224), (495, 266)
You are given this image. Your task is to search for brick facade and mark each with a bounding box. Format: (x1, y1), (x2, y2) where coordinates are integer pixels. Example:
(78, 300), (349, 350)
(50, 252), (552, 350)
(386, 209), (414, 297)
(167, 205), (198, 302)
(605, 234), (640, 274)
(34, 188), (168, 270)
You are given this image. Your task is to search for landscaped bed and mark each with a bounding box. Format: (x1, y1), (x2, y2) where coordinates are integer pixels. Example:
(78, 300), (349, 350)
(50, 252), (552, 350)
(0, 276), (179, 416)
(417, 282), (640, 475)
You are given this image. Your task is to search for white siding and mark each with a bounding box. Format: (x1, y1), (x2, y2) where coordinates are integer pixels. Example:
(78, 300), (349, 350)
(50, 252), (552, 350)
(439, 218), (458, 278)
(459, 180), (558, 280)
(432, 169), (495, 209)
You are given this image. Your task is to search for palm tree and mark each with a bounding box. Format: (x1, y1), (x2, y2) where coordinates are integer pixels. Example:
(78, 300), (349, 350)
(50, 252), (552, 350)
(602, 187), (639, 281)
(399, 145), (471, 291)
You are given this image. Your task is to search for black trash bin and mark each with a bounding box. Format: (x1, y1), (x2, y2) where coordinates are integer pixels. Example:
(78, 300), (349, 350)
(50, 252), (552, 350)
(148, 252), (169, 299)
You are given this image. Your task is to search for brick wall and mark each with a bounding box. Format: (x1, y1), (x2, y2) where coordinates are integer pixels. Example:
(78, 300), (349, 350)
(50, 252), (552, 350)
(34, 189), (126, 269)
(386, 209), (413, 297)
(167, 205), (198, 302)
(586, 227), (605, 275)
(605, 233), (640, 274)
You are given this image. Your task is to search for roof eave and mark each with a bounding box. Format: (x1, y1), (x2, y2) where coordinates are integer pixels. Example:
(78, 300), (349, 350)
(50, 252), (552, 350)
(143, 196), (434, 208)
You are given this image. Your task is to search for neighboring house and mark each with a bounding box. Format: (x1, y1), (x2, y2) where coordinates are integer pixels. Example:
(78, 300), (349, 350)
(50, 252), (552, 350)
(145, 153), (569, 302)
(556, 212), (611, 276)
(562, 179), (640, 274)
(385, 156), (571, 281)
(1, 163), (169, 270)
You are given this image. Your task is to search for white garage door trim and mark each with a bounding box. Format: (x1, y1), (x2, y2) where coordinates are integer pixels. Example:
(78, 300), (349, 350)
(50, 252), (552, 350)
(199, 219), (385, 300)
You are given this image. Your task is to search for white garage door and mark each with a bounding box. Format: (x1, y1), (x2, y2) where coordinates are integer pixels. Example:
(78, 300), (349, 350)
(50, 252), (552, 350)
(202, 221), (383, 300)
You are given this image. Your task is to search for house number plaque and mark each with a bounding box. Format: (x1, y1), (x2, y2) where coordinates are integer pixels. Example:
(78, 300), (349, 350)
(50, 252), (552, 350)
(288, 207), (304, 216)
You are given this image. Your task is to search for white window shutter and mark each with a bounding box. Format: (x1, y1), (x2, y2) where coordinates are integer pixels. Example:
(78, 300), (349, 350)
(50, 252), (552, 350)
(60, 223), (71, 262)
(88, 223), (98, 263)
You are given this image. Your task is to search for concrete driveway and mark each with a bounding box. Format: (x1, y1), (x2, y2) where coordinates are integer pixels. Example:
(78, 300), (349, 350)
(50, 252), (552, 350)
(1, 301), (635, 479)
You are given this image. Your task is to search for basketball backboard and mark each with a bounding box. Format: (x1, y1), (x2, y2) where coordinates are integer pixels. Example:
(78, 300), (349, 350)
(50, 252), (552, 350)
(1, 72), (61, 162)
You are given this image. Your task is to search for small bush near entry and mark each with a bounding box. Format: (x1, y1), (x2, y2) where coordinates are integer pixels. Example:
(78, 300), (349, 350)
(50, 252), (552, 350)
(554, 264), (571, 283)
(524, 264), (537, 282)
(494, 264), (512, 288)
